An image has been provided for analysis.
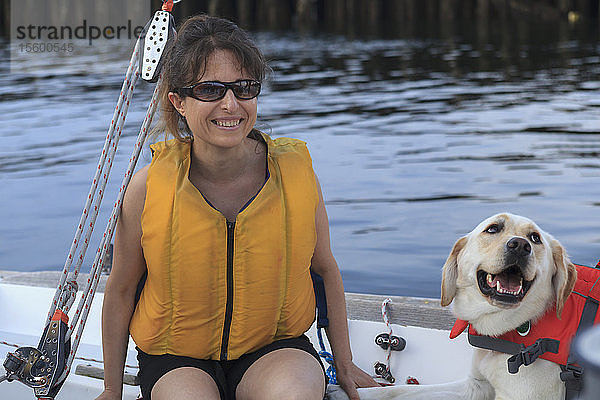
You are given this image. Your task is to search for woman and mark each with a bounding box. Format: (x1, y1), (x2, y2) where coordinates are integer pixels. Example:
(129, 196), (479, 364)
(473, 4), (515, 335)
(96, 14), (377, 400)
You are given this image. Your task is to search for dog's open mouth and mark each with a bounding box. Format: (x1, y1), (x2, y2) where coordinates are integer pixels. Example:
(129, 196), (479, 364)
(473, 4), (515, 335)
(477, 265), (533, 305)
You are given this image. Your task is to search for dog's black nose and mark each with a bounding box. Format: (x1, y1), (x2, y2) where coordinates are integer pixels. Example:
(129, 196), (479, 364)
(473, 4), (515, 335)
(506, 237), (531, 256)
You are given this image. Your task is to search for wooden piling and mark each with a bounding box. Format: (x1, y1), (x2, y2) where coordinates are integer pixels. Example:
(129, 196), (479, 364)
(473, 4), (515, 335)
(558, 0), (573, 13)
(1, 0), (8, 37)
(255, 0), (292, 30)
(236, 0), (255, 29)
(440, 0), (458, 21)
(477, 0), (490, 20)
(425, 0), (438, 24)
(360, 0), (381, 31)
(322, 0), (351, 35)
(385, 0), (418, 22)
(345, 0), (357, 35)
(296, 0), (316, 27)
(208, 0), (235, 19)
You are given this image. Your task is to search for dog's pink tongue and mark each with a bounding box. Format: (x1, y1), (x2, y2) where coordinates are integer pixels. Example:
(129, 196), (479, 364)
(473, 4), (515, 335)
(490, 273), (521, 291)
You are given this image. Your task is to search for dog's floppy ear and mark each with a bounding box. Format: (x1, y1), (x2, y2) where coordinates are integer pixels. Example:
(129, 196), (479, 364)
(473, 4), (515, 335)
(441, 236), (467, 307)
(551, 238), (577, 318)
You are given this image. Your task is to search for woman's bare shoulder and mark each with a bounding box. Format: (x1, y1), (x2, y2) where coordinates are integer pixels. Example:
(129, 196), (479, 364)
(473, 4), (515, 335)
(123, 165), (150, 211)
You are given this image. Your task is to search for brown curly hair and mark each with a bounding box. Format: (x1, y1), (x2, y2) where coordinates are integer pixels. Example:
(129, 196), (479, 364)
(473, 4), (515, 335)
(154, 14), (270, 142)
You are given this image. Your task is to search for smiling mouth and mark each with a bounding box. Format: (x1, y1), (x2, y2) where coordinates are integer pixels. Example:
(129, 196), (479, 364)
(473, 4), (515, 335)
(477, 265), (534, 305)
(213, 119), (242, 128)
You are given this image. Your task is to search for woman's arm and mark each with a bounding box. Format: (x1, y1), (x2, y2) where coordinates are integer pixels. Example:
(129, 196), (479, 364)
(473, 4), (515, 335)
(95, 166), (149, 399)
(309, 176), (379, 400)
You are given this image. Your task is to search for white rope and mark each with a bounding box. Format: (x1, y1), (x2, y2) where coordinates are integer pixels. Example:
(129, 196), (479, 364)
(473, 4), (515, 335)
(381, 298), (393, 371)
(66, 78), (161, 373)
(66, 38), (142, 338)
(37, 36), (147, 384)
(45, 35), (143, 326)
(71, 38), (142, 286)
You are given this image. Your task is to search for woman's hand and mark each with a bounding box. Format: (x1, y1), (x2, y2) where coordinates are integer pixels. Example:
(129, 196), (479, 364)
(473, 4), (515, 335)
(335, 361), (381, 400)
(94, 388), (122, 400)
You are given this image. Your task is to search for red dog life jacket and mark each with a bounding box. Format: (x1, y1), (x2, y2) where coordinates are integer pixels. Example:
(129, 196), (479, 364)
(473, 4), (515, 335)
(449, 263), (600, 399)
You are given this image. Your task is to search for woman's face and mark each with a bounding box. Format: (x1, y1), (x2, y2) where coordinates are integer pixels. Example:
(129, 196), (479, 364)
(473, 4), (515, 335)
(169, 49), (258, 150)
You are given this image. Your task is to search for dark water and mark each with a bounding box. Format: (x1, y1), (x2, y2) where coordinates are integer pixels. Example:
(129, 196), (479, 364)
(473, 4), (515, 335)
(1, 19), (599, 298)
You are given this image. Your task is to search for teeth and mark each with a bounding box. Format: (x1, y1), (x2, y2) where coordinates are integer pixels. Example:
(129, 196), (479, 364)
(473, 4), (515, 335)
(215, 119), (240, 127)
(485, 272), (525, 296)
(494, 278), (524, 296)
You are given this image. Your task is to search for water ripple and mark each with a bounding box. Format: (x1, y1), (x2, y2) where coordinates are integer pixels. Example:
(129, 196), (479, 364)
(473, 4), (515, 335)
(2, 25), (600, 297)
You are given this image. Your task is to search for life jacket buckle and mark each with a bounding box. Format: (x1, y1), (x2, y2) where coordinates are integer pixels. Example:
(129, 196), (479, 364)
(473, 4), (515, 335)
(507, 338), (560, 374)
(560, 363), (584, 400)
(560, 363), (583, 382)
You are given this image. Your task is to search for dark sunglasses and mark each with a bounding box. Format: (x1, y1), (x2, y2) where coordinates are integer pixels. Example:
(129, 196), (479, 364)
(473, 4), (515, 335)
(177, 79), (261, 102)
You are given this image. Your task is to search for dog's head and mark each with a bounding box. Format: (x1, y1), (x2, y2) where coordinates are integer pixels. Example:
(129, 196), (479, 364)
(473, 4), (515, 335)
(441, 213), (577, 336)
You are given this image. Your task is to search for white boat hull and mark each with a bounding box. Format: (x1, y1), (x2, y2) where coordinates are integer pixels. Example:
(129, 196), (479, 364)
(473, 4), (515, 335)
(0, 283), (472, 399)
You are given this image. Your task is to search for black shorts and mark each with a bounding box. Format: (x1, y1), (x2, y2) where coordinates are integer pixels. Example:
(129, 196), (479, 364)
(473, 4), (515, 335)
(136, 335), (326, 400)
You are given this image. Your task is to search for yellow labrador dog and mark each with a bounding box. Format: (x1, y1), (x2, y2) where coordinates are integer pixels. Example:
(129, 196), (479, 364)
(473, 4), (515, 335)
(328, 213), (578, 400)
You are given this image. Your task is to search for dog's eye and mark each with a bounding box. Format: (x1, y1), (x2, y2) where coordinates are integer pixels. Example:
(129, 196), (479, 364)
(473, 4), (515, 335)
(485, 224), (500, 234)
(529, 232), (542, 244)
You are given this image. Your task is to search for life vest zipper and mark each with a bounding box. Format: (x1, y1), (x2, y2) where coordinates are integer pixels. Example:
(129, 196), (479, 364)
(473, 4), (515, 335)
(220, 220), (235, 360)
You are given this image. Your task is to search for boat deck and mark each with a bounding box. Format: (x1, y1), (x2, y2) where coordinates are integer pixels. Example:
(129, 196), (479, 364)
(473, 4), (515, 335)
(0, 269), (455, 330)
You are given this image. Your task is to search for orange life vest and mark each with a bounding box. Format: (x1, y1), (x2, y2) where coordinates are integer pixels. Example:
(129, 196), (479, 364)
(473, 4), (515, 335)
(130, 133), (319, 361)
